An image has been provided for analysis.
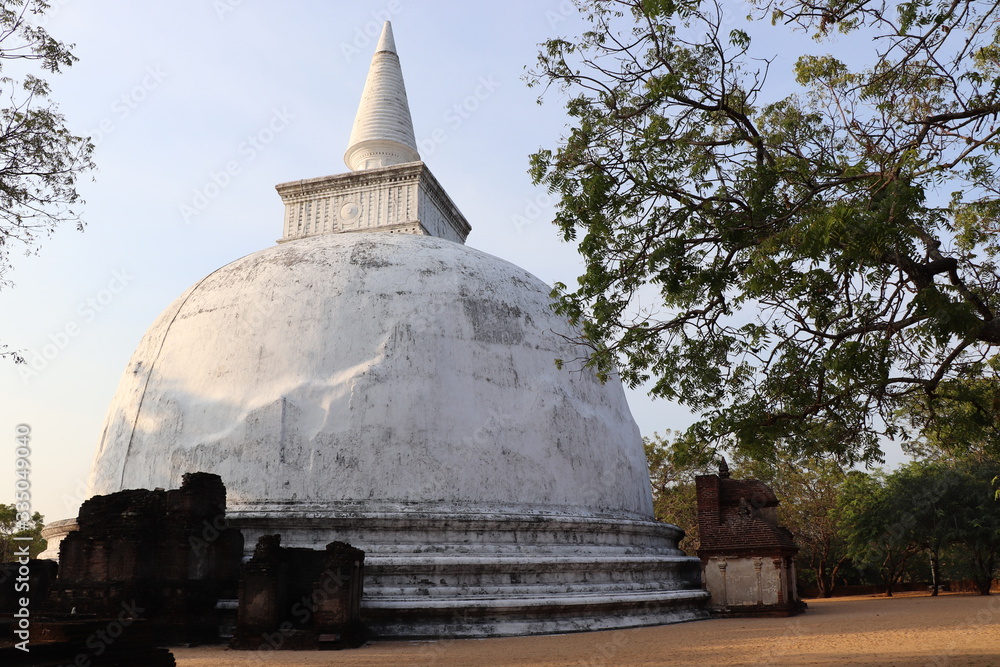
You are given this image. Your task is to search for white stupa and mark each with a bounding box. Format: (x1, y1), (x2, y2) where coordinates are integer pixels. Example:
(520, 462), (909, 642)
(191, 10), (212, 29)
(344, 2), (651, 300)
(65, 23), (708, 637)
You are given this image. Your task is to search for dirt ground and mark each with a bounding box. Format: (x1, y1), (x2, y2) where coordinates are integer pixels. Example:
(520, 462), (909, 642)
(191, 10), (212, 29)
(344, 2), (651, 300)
(172, 592), (1000, 666)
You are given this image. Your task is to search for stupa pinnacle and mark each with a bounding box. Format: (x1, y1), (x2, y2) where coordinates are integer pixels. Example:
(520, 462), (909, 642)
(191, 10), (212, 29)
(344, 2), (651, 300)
(344, 21), (420, 171)
(273, 21), (470, 244)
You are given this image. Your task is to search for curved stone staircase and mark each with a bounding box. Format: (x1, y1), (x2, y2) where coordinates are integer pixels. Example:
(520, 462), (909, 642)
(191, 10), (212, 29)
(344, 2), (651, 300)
(228, 502), (711, 638)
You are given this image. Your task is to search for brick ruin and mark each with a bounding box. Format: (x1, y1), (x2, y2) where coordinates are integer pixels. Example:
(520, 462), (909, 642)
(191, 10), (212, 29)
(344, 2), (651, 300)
(0, 473), (247, 661)
(48, 472), (245, 643)
(231, 534), (366, 650)
(695, 461), (805, 616)
(1, 473), (368, 656)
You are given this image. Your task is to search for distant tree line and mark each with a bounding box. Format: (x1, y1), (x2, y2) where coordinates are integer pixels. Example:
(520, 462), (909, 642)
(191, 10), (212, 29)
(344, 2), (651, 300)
(646, 422), (1000, 597)
(0, 504), (46, 562)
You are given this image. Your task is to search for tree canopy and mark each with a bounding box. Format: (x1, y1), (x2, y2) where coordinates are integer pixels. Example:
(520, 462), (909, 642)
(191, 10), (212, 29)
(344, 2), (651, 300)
(0, 503), (45, 561)
(835, 460), (1000, 595)
(0, 0), (95, 361)
(901, 376), (1000, 461)
(644, 430), (716, 552)
(530, 0), (1000, 464)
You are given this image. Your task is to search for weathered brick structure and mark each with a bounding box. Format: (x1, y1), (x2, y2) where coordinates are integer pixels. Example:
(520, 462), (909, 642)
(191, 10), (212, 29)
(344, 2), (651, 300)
(695, 462), (805, 616)
(231, 535), (365, 650)
(48, 472), (244, 643)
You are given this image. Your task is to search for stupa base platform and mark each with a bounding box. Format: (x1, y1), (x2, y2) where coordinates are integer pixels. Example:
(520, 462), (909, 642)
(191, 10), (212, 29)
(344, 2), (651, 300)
(364, 588), (709, 638)
(226, 501), (711, 638)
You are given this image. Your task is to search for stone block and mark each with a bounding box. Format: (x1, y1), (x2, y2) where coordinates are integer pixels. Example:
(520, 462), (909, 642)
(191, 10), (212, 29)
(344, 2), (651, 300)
(231, 536), (366, 650)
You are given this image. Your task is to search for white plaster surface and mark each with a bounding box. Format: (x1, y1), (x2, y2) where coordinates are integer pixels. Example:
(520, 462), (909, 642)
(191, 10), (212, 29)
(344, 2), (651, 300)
(88, 233), (652, 519)
(277, 162), (471, 244)
(79, 233), (711, 638)
(344, 22), (420, 171)
(704, 556), (792, 608)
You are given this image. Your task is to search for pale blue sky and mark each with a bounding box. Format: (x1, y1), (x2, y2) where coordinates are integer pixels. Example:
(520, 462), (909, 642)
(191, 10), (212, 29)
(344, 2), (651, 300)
(1, 0), (905, 523)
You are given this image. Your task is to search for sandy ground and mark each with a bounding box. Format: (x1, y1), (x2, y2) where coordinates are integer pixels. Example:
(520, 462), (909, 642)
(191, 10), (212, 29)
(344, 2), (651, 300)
(172, 592), (1000, 667)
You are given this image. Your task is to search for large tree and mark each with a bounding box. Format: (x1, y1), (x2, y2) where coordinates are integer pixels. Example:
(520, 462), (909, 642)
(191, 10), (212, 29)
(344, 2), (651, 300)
(886, 461), (965, 595)
(530, 0), (1000, 464)
(0, 0), (94, 361)
(837, 470), (922, 595)
(839, 461), (1000, 595)
(943, 463), (1000, 594)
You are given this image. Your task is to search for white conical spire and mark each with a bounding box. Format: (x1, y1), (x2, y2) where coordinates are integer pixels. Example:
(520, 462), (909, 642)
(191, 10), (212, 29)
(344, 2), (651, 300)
(344, 22), (420, 171)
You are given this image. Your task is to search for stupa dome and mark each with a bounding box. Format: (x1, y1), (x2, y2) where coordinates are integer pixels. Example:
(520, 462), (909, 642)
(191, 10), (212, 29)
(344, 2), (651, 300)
(88, 232), (653, 518)
(61, 22), (709, 637)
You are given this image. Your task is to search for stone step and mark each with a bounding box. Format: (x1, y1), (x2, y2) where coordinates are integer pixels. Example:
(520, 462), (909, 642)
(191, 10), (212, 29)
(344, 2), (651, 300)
(365, 554), (697, 568)
(362, 588), (711, 638)
(361, 553), (702, 601)
(365, 554), (697, 584)
(354, 542), (683, 556)
(366, 579), (696, 598)
(226, 508), (706, 638)
(368, 588), (709, 609)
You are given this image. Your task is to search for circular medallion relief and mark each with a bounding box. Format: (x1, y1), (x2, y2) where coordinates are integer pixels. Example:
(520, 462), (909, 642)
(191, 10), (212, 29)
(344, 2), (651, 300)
(340, 202), (361, 224)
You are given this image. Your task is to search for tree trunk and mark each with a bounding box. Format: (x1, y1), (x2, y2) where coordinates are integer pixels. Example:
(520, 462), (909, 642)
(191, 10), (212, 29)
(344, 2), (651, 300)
(882, 557), (898, 596)
(971, 551), (995, 596)
(882, 566), (894, 597)
(929, 551), (940, 596)
(815, 560), (828, 598)
(824, 557), (847, 598)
